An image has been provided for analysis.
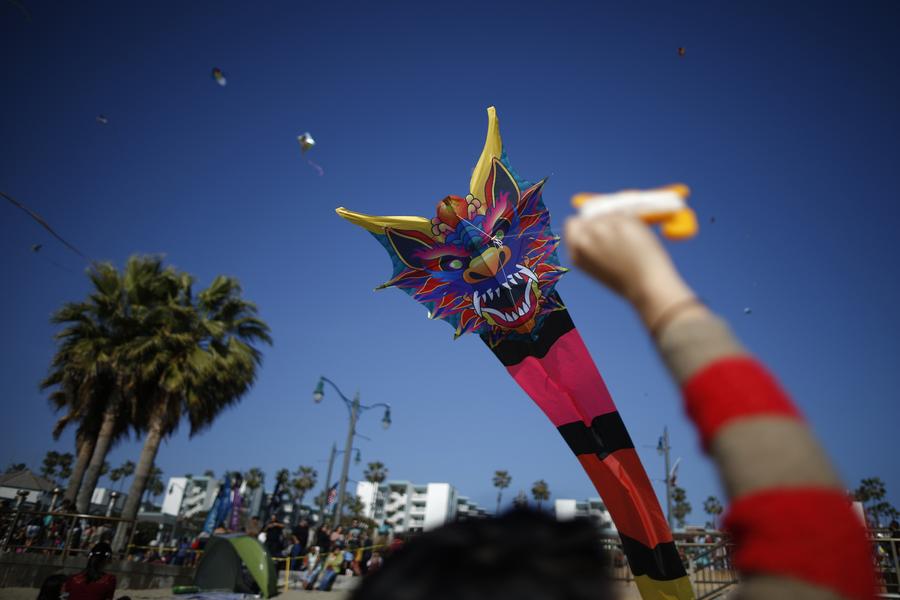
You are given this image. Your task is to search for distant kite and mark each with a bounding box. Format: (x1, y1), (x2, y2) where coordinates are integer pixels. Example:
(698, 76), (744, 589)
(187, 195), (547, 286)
(96, 115), (109, 125)
(31, 244), (42, 252)
(2, 191), (89, 260)
(298, 132), (324, 176)
(678, 47), (686, 57)
(212, 67), (227, 87)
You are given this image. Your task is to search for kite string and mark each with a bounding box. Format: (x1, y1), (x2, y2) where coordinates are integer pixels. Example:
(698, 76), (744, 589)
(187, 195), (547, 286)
(1, 191), (91, 261)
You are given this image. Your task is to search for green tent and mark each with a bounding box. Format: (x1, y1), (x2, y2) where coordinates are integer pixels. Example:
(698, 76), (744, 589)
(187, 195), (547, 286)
(194, 534), (278, 597)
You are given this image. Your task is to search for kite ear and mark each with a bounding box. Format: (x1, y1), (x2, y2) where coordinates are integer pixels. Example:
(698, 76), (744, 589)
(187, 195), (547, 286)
(488, 158), (520, 207)
(385, 228), (434, 269)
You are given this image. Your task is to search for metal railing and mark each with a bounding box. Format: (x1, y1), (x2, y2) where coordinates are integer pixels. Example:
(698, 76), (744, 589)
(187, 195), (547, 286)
(871, 530), (900, 598)
(687, 538), (737, 600)
(0, 508), (138, 558)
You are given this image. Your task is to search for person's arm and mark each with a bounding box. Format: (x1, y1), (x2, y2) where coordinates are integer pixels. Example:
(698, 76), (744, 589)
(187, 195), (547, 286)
(565, 214), (876, 600)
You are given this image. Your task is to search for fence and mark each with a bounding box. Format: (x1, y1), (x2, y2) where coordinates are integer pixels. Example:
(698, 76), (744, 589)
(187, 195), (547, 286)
(3, 507), (897, 598)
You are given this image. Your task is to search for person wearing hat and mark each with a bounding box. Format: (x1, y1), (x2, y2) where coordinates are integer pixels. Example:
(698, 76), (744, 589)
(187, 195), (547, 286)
(61, 542), (117, 600)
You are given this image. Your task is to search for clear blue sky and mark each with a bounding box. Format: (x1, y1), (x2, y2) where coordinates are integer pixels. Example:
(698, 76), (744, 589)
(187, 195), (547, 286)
(2, 0), (898, 519)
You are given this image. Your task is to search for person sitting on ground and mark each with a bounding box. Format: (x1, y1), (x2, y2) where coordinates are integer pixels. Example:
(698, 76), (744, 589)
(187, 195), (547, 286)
(61, 542), (117, 600)
(316, 548), (346, 591)
(351, 213), (877, 600)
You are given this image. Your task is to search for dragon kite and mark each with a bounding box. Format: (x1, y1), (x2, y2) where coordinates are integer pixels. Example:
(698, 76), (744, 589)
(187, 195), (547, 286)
(338, 107), (694, 600)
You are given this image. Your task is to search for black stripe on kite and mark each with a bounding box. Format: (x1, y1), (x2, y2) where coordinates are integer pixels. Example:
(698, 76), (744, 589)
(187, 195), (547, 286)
(557, 412), (635, 459)
(485, 300), (575, 366)
(619, 534), (687, 580)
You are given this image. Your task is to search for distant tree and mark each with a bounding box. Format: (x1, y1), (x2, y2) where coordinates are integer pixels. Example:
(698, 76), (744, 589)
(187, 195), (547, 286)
(291, 466), (317, 507)
(672, 486), (692, 528)
(6, 463), (27, 473)
(703, 496), (723, 529)
(531, 480), (550, 510)
(346, 496), (365, 518)
(204, 469), (215, 479)
(512, 490), (528, 509)
(362, 462), (388, 516)
(492, 470), (512, 514)
(244, 468), (264, 491)
(57, 453), (74, 482)
(40, 451), (75, 485)
(854, 477), (899, 527)
(99, 461), (110, 477)
(143, 466), (164, 505)
(41, 451), (61, 480)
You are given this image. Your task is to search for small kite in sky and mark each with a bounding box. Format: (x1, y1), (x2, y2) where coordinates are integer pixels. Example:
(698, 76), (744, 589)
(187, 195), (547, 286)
(298, 132), (315, 152)
(298, 133), (324, 176)
(31, 244), (42, 252)
(678, 47), (686, 57)
(96, 115), (109, 125)
(744, 307), (752, 315)
(212, 67), (227, 87)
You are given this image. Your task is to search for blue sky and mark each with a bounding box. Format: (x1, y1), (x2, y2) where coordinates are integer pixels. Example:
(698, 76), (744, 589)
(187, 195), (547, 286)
(2, 0), (898, 519)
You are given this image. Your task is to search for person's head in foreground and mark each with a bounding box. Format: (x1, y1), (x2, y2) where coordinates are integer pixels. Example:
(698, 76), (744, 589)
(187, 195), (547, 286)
(351, 509), (614, 600)
(86, 542), (113, 579)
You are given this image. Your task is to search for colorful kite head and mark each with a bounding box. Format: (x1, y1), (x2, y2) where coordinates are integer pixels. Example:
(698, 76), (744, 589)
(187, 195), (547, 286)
(337, 107), (567, 341)
(212, 67), (227, 87)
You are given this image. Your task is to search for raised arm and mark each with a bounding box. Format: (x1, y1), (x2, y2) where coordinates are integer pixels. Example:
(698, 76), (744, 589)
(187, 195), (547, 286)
(565, 214), (875, 600)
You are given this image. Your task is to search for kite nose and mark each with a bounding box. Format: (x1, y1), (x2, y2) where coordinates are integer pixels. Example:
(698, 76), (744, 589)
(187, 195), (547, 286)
(464, 246), (511, 283)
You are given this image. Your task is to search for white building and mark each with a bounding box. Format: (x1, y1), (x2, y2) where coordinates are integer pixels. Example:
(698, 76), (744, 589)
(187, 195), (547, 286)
(355, 480), (487, 533)
(554, 497), (616, 531)
(161, 476), (219, 518)
(90, 487), (127, 513)
(161, 475), (265, 522)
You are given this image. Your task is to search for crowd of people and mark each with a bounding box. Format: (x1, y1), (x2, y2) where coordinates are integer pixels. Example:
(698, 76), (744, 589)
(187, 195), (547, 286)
(252, 515), (391, 591)
(0, 499), (119, 556)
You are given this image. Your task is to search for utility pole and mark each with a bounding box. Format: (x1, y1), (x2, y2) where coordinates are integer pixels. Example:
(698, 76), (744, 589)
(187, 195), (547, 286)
(334, 394), (360, 528)
(321, 442), (337, 519)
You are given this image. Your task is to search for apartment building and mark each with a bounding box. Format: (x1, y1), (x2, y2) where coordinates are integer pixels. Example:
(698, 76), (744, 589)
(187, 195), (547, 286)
(355, 480), (487, 533)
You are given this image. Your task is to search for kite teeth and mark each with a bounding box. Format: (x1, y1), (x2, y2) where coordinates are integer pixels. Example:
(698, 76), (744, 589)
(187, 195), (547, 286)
(502, 282), (511, 290)
(487, 288), (494, 301)
(473, 290), (482, 317)
(516, 264), (538, 283)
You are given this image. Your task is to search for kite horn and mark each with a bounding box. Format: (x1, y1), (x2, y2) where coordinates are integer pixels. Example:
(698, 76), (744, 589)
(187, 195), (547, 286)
(469, 106), (503, 200)
(335, 207), (433, 237)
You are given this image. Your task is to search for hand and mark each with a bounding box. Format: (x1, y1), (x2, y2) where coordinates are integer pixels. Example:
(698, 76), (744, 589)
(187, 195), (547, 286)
(564, 214), (702, 329)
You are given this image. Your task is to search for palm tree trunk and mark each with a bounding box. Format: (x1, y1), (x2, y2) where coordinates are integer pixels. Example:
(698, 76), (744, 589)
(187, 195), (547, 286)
(65, 435), (94, 504)
(112, 412), (164, 551)
(76, 405), (117, 513)
(496, 490), (502, 514)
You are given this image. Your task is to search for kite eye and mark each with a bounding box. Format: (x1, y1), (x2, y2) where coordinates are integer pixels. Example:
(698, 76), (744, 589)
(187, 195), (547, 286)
(440, 257), (466, 271)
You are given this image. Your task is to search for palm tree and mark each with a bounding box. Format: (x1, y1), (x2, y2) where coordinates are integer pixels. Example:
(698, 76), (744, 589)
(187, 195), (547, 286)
(703, 496), (723, 530)
(492, 470), (511, 514)
(204, 469), (216, 478)
(114, 267), (271, 549)
(291, 466), (317, 509)
(117, 460), (135, 491)
(531, 480), (550, 510)
(363, 461), (388, 518)
(512, 490), (528, 509)
(244, 468), (264, 492)
(43, 263), (139, 512)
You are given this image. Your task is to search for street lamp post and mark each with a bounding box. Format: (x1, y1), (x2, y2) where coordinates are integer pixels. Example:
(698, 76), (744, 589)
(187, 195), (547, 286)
(313, 376), (391, 528)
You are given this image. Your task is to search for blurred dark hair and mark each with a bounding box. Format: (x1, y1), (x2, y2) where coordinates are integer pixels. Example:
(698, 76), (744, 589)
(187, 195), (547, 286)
(37, 573), (67, 600)
(351, 509), (614, 600)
